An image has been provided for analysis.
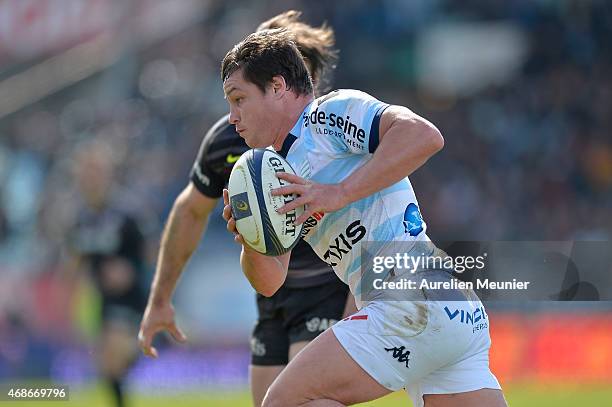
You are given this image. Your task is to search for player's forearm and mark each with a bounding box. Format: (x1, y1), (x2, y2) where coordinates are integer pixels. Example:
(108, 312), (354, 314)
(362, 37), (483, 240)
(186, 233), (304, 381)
(149, 193), (209, 305)
(240, 248), (287, 297)
(340, 117), (443, 204)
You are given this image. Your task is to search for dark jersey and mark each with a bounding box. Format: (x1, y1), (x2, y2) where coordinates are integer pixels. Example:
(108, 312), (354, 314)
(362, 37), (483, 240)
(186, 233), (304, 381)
(69, 202), (148, 316)
(190, 114), (336, 288)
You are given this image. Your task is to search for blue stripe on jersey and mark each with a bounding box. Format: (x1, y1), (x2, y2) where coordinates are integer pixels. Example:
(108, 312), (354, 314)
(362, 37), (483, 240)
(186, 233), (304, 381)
(305, 196), (374, 248)
(371, 213), (406, 241)
(311, 155), (366, 184)
(345, 255), (362, 281)
(379, 179), (412, 197)
(305, 207), (350, 248)
(368, 104), (390, 153)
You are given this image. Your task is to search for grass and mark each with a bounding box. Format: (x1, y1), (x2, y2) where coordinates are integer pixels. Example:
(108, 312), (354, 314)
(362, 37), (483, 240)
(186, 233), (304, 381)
(3, 382), (612, 406)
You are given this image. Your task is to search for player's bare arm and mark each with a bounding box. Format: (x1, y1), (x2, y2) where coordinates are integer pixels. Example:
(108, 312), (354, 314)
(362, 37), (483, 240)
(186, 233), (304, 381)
(222, 189), (290, 297)
(139, 183), (217, 358)
(274, 105), (443, 222)
(150, 183), (217, 303)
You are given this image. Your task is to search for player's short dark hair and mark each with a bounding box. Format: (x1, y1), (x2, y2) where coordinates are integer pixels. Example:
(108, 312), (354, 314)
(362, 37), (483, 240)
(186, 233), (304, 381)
(256, 10), (337, 93)
(221, 29), (314, 97)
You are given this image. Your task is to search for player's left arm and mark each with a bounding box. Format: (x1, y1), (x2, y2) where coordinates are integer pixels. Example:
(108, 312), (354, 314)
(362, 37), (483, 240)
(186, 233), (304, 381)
(275, 105), (443, 223)
(222, 189), (291, 297)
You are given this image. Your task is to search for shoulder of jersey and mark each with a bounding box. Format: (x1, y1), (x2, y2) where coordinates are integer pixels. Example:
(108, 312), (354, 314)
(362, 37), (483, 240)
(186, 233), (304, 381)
(315, 89), (371, 107)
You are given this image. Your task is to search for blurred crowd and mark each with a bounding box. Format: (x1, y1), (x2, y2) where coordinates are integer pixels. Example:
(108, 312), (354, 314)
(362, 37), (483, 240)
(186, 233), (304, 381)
(0, 0), (611, 381)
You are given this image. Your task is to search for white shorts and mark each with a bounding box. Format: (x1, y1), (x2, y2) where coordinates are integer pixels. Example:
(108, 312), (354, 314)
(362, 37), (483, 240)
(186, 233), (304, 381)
(332, 295), (501, 407)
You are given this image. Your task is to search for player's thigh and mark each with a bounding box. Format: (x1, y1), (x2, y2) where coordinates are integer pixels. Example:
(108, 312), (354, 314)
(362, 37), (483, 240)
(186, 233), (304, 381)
(423, 388), (507, 407)
(263, 328), (391, 407)
(99, 319), (139, 375)
(250, 365), (285, 407)
(251, 299), (290, 366)
(251, 293), (290, 406)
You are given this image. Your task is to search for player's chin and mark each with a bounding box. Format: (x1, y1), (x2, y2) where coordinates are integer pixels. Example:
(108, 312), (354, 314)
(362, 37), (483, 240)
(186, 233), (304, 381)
(239, 132), (254, 146)
(244, 136), (266, 149)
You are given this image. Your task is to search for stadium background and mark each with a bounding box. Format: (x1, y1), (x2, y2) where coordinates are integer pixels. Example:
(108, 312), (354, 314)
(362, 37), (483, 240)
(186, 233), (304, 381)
(0, 0), (610, 406)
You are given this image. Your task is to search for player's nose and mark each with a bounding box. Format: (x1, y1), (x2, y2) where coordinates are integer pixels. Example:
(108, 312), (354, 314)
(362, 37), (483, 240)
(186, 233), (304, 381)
(228, 106), (240, 125)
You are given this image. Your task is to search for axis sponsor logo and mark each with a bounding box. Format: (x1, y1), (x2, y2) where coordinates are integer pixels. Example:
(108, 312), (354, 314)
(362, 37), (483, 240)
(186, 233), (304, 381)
(323, 220), (366, 267)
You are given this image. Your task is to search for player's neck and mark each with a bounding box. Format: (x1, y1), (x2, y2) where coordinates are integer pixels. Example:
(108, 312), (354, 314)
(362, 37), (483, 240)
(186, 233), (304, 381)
(272, 94), (313, 151)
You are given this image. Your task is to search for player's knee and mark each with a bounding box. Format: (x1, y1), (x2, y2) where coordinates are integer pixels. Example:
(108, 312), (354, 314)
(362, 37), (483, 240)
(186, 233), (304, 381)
(423, 389), (507, 407)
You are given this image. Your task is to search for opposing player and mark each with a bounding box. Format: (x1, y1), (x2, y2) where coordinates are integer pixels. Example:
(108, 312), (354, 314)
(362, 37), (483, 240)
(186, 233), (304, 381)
(68, 140), (149, 407)
(138, 11), (354, 407)
(221, 30), (507, 406)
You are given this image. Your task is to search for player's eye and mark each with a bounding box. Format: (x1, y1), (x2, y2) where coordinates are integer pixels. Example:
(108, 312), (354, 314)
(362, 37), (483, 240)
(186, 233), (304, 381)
(235, 97), (244, 105)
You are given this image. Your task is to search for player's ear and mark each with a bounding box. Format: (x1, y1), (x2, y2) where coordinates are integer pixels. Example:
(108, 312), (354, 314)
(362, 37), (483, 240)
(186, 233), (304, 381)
(270, 75), (286, 99)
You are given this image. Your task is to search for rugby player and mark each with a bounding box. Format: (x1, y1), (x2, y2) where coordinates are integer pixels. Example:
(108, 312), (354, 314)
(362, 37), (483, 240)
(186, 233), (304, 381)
(68, 140), (149, 407)
(221, 29), (507, 406)
(138, 11), (354, 407)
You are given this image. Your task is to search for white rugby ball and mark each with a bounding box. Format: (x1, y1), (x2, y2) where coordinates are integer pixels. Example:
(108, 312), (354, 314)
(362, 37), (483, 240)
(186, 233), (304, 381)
(228, 148), (304, 256)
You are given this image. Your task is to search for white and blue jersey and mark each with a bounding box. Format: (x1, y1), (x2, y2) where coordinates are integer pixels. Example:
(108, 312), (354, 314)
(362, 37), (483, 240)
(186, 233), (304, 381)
(277, 90), (501, 398)
(277, 89), (431, 306)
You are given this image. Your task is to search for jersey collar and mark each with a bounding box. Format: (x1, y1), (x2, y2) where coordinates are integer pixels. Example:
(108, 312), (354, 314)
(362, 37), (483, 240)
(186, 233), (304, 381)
(278, 101), (312, 158)
(278, 133), (297, 158)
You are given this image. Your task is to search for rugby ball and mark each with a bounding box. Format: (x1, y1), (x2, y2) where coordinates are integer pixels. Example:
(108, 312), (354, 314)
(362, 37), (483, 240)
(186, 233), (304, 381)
(228, 149), (304, 256)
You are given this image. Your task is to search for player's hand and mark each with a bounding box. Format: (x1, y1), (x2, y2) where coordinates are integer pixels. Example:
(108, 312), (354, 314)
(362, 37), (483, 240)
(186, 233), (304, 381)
(272, 172), (348, 224)
(138, 301), (186, 359)
(222, 189), (246, 245)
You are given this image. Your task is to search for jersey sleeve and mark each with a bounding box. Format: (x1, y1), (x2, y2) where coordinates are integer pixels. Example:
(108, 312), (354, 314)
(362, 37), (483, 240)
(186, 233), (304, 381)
(309, 89), (390, 155)
(190, 138), (226, 198)
(189, 115), (236, 198)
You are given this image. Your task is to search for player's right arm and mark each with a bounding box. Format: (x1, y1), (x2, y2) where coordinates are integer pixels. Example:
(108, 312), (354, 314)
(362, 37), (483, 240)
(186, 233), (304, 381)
(150, 184), (217, 305)
(140, 116), (248, 358)
(139, 183), (217, 358)
(222, 189), (290, 297)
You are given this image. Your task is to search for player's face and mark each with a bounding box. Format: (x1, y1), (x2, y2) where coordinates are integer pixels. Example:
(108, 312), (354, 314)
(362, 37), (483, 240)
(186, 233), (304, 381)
(223, 69), (281, 148)
(73, 144), (113, 208)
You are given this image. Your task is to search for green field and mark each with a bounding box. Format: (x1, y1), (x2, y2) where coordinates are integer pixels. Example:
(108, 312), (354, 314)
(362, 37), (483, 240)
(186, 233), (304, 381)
(3, 383), (612, 406)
